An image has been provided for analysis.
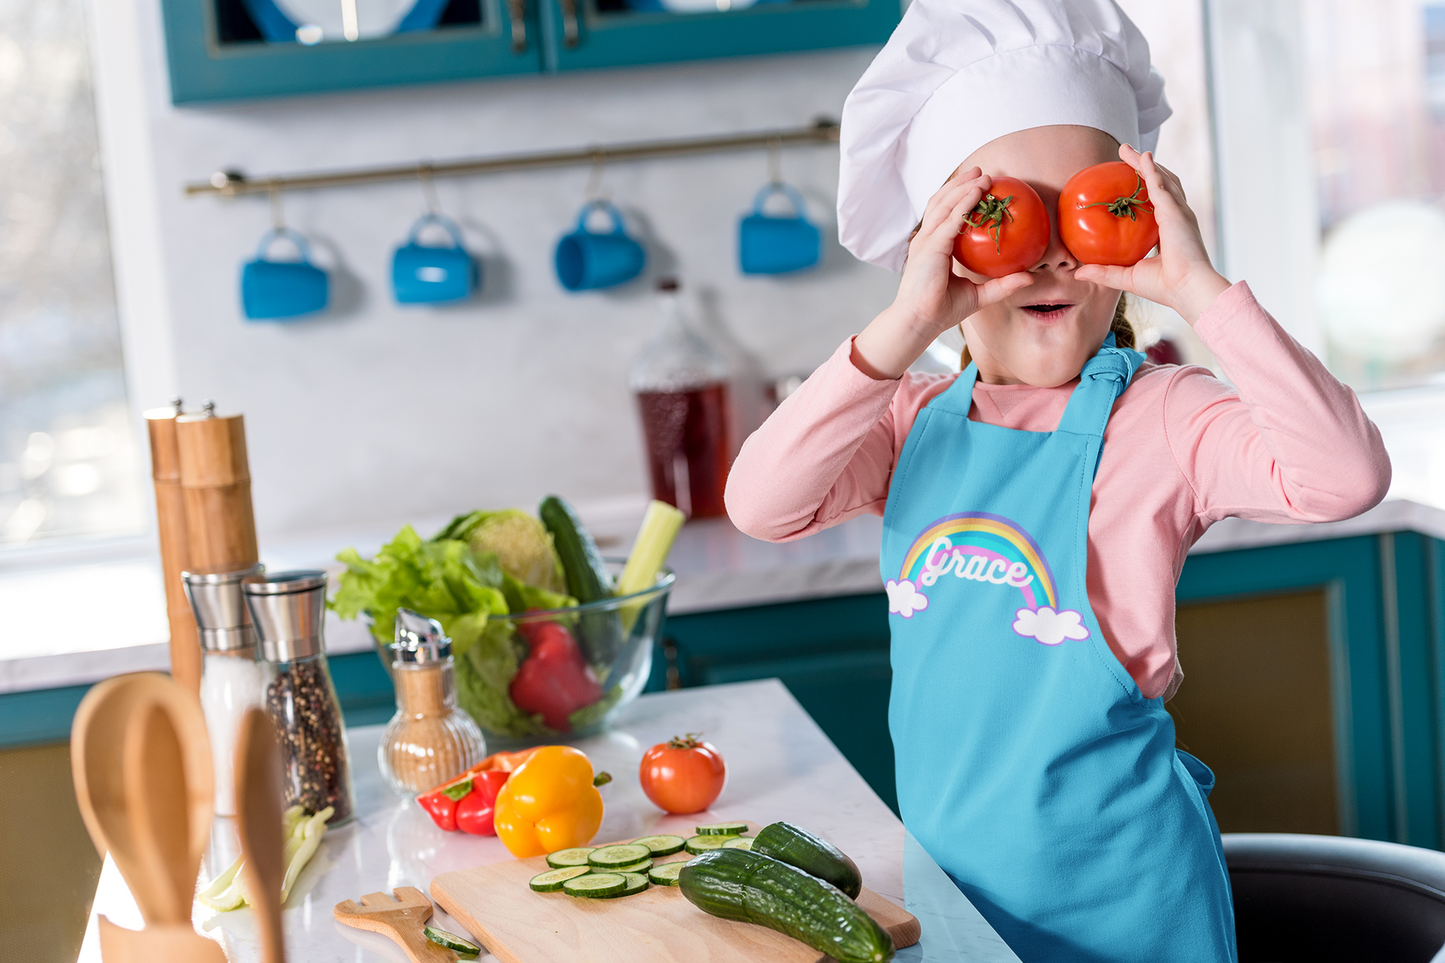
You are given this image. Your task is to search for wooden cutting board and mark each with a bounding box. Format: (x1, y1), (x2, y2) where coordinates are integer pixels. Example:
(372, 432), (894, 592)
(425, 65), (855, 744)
(430, 824), (920, 963)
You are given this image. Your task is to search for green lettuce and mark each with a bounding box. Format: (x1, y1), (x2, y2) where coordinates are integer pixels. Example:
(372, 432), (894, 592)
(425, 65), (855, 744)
(330, 525), (548, 737)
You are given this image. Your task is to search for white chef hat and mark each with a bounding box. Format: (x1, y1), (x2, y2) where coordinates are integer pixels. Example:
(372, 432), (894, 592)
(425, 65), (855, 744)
(837, 0), (1171, 271)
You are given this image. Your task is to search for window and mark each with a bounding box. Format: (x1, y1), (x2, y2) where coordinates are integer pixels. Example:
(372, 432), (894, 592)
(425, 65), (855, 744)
(0, 0), (143, 547)
(1305, 0), (1445, 391)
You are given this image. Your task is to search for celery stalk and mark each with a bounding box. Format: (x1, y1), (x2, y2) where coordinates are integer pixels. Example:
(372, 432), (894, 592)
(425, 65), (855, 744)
(280, 806), (334, 903)
(198, 855), (247, 911)
(196, 805), (334, 912)
(616, 500), (685, 632)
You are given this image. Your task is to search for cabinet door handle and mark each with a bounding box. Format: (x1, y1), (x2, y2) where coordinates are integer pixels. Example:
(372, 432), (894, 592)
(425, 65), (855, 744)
(506, 0), (527, 52)
(560, 0), (580, 47)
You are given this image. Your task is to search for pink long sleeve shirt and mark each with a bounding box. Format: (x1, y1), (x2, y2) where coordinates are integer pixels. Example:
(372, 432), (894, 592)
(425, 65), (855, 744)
(725, 282), (1392, 700)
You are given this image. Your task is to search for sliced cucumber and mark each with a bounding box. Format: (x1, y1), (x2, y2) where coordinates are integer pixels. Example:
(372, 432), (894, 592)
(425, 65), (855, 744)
(424, 925), (481, 954)
(686, 834), (740, 855)
(588, 844), (652, 868)
(722, 837), (754, 850)
(546, 847), (596, 869)
(648, 861), (686, 886)
(600, 872), (650, 899)
(563, 873), (626, 898)
(529, 865), (592, 893)
(631, 834), (686, 856)
(695, 821), (749, 836)
(593, 857), (652, 874)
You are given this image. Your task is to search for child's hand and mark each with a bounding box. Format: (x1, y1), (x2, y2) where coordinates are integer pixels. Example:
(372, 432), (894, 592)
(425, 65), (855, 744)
(1073, 145), (1230, 324)
(854, 168), (1034, 380)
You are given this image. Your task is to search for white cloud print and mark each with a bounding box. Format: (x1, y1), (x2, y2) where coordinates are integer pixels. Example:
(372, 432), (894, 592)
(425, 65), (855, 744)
(1012, 606), (1090, 645)
(886, 579), (929, 618)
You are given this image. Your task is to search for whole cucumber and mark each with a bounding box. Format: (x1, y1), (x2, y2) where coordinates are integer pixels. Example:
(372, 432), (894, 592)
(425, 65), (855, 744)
(538, 495), (612, 602)
(679, 849), (893, 963)
(752, 821), (863, 899)
(538, 495), (623, 675)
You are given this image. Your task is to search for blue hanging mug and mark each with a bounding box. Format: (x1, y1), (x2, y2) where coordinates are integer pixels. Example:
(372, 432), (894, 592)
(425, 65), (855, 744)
(392, 213), (478, 305)
(555, 201), (646, 292)
(738, 183), (821, 275)
(240, 228), (329, 321)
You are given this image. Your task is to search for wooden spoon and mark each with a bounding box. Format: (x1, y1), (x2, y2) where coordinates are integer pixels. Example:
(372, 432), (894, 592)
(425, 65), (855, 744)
(72, 673), (214, 925)
(122, 693), (213, 924)
(98, 918), (226, 963)
(235, 707), (287, 963)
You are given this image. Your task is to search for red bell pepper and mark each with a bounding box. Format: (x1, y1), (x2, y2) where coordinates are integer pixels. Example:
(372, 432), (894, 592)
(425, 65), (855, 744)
(509, 618), (603, 732)
(418, 768), (514, 833)
(417, 774), (470, 831)
(455, 770), (510, 836)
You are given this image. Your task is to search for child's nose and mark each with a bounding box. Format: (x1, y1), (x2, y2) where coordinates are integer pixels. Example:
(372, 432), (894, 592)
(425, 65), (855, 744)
(1032, 193), (1078, 273)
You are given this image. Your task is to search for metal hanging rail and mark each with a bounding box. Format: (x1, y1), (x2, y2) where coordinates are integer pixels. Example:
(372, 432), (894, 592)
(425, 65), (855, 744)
(185, 117), (841, 198)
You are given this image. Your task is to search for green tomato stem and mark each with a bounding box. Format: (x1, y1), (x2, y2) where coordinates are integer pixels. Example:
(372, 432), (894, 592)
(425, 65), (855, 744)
(1080, 172), (1153, 221)
(963, 193), (1015, 254)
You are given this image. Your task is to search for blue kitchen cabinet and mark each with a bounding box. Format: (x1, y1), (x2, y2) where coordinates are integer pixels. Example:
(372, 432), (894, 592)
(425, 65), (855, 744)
(160, 0), (542, 103)
(538, 0), (900, 73)
(160, 0), (900, 103)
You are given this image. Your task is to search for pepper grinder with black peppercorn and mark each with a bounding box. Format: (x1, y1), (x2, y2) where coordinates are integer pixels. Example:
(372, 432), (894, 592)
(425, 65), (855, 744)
(243, 569), (355, 825)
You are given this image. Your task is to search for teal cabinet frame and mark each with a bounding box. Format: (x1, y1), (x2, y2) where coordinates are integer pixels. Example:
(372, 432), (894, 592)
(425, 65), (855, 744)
(1177, 533), (1445, 849)
(538, 0), (899, 73)
(159, 0), (898, 103)
(160, 0), (541, 104)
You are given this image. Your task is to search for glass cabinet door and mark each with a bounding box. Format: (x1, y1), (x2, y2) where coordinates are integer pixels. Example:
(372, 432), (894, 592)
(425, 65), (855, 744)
(537, 0), (900, 72)
(161, 0), (542, 103)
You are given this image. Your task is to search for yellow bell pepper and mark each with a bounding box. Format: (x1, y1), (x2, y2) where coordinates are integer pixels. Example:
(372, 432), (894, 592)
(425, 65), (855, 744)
(493, 745), (609, 857)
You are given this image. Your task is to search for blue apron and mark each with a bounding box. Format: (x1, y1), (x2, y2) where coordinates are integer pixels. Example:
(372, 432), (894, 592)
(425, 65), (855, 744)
(881, 339), (1236, 963)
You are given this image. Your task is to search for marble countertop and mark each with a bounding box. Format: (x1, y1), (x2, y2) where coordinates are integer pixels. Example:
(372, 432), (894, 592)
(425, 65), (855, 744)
(77, 679), (1021, 963)
(6, 497), (1445, 695)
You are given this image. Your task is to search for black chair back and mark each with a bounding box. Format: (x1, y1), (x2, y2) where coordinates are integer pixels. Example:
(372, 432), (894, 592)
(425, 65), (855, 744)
(1226, 833), (1445, 963)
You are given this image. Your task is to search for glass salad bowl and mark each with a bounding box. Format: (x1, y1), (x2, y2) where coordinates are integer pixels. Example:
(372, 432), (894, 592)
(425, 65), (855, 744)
(461, 560), (674, 741)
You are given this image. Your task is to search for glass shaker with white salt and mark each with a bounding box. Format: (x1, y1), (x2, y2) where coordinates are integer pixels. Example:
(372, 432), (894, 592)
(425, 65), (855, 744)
(182, 562), (267, 817)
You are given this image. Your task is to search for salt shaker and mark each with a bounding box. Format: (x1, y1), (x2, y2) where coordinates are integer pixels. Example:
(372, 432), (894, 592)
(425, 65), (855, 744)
(243, 570), (355, 825)
(182, 562), (266, 817)
(379, 610), (487, 796)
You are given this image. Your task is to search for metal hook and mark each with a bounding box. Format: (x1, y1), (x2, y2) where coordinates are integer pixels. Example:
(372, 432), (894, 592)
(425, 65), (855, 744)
(418, 164), (441, 216)
(268, 180), (285, 231)
(584, 148), (610, 203)
(767, 134), (783, 187)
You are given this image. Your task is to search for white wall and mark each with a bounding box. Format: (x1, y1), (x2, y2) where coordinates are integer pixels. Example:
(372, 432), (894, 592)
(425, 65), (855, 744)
(88, 0), (1215, 542)
(89, 0), (898, 540)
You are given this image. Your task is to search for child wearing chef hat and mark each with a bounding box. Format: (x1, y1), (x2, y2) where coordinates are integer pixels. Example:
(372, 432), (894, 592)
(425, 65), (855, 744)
(726, 1), (1390, 960)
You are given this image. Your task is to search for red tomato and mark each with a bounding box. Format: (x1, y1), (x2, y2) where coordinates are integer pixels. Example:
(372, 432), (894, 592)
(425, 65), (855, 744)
(639, 733), (726, 815)
(952, 176), (1050, 278)
(1058, 161), (1159, 266)
(456, 770), (510, 836)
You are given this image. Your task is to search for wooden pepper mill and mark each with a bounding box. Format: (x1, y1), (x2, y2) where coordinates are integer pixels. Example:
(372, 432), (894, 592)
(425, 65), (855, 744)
(146, 400), (260, 697)
(146, 401), (202, 696)
(176, 402), (259, 575)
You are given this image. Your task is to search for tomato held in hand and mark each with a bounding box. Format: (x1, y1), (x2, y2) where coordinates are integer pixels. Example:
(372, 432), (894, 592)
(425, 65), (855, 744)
(1059, 161), (1159, 266)
(953, 176), (1050, 278)
(639, 733), (726, 815)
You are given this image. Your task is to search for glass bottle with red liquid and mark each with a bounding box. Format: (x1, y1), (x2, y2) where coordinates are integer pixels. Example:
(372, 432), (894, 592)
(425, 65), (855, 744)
(630, 279), (731, 519)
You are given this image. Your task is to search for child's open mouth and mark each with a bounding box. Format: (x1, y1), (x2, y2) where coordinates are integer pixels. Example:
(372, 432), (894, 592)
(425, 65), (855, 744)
(1020, 303), (1075, 320)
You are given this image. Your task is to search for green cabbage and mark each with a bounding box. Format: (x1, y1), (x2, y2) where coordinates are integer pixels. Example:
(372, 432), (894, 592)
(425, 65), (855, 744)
(434, 509), (566, 593)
